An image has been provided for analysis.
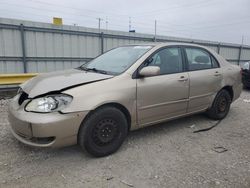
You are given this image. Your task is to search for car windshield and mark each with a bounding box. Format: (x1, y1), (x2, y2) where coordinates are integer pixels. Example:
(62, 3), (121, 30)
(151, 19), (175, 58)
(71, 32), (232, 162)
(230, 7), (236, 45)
(79, 45), (152, 75)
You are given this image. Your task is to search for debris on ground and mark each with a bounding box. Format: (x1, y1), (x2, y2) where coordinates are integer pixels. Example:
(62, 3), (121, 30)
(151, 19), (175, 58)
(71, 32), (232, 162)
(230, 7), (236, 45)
(189, 124), (196, 128)
(120, 180), (134, 187)
(212, 146), (228, 153)
(61, 174), (66, 180)
(106, 177), (114, 181)
(193, 121), (221, 133)
(15, 176), (22, 180)
(0, 91), (250, 187)
(243, 99), (250, 103)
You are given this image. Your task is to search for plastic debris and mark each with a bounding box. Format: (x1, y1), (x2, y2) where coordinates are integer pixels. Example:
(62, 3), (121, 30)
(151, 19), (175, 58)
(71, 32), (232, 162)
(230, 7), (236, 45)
(61, 174), (66, 180)
(189, 124), (196, 128)
(120, 180), (134, 187)
(243, 99), (250, 103)
(212, 146), (228, 153)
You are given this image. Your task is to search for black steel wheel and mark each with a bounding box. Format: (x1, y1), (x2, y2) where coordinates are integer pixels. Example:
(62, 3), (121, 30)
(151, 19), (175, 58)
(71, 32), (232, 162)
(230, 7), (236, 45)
(92, 118), (119, 146)
(206, 89), (232, 120)
(78, 106), (128, 157)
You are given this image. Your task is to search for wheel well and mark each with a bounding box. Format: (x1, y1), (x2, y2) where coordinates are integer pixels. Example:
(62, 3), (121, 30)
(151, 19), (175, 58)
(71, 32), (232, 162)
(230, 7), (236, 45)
(92, 103), (132, 131)
(222, 86), (234, 100)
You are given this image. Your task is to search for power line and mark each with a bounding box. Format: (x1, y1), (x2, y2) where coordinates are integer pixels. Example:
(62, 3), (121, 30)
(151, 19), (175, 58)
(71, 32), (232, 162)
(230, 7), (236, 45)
(3, 0), (248, 33)
(1, 1), (249, 45)
(0, 6), (247, 42)
(25, 0), (130, 17)
(133, 0), (215, 17)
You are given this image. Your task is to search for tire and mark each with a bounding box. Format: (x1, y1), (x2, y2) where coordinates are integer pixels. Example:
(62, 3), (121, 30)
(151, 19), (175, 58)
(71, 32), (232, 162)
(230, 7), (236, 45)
(206, 89), (232, 120)
(78, 106), (128, 157)
(242, 81), (250, 89)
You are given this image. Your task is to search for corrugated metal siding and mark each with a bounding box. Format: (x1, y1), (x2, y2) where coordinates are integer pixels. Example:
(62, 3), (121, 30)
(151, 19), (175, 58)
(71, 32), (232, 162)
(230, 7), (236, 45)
(25, 31), (100, 58)
(27, 61), (84, 73)
(0, 28), (22, 56)
(203, 45), (218, 52)
(241, 49), (250, 61)
(0, 17), (250, 74)
(0, 61), (24, 73)
(219, 47), (240, 60)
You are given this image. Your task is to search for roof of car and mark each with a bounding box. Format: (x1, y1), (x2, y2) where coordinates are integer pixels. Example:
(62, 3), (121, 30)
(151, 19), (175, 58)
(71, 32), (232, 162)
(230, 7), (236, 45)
(126, 42), (210, 48)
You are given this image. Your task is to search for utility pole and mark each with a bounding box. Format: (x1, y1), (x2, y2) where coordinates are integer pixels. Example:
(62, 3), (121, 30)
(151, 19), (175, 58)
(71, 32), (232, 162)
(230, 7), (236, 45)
(241, 35), (244, 45)
(129, 17), (131, 31)
(97, 18), (103, 32)
(154, 20), (157, 42)
(105, 17), (108, 31)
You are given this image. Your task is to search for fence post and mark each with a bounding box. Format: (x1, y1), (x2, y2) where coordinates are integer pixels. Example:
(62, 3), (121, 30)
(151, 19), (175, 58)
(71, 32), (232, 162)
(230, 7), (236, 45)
(20, 24), (27, 73)
(217, 43), (221, 54)
(238, 46), (242, 65)
(100, 32), (104, 54)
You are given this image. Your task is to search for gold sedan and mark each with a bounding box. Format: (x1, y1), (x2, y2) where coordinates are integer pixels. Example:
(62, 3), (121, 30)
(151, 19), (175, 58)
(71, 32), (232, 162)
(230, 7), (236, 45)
(8, 43), (242, 157)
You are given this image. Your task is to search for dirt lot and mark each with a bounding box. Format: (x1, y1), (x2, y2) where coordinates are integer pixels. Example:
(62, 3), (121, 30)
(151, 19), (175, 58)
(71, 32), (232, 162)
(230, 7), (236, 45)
(0, 90), (250, 188)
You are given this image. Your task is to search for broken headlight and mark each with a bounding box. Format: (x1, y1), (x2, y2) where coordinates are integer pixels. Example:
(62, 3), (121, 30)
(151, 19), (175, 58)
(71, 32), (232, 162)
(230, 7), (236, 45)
(25, 94), (72, 113)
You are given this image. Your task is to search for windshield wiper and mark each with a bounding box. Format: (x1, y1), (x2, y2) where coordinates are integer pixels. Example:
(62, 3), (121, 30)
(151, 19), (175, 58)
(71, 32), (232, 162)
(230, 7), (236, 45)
(78, 66), (108, 74)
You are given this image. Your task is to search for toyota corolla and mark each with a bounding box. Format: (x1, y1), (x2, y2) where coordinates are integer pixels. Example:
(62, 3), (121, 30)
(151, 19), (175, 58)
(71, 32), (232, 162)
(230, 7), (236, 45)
(8, 43), (242, 157)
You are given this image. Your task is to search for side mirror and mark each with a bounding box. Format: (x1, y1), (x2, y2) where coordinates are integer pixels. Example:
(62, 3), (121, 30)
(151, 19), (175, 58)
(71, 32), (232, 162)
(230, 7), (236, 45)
(139, 66), (160, 77)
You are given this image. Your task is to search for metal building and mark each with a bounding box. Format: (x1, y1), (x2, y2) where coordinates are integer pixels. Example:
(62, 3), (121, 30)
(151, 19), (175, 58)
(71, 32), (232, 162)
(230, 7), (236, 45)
(0, 17), (250, 74)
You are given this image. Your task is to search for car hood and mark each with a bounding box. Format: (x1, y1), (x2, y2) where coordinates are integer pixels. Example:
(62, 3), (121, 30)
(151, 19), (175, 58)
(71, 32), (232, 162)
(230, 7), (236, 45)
(21, 69), (113, 98)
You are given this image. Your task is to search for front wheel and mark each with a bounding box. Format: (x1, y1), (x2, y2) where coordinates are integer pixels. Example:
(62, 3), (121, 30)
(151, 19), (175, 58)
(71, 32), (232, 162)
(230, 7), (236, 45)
(78, 106), (128, 157)
(206, 89), (232, 120)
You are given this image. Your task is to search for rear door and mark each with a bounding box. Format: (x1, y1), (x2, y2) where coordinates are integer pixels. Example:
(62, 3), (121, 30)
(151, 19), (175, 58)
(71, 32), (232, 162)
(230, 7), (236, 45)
(184, 47), (222, 112)
(136, 47), (189, 126)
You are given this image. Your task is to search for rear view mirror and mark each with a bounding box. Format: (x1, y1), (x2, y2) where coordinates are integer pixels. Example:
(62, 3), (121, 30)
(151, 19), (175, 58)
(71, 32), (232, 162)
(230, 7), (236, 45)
(139, 66), (160, 77)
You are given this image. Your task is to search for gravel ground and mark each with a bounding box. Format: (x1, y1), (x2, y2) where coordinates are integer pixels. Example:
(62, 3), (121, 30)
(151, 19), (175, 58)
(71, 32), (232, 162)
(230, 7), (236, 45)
(0, 90), (250, 188)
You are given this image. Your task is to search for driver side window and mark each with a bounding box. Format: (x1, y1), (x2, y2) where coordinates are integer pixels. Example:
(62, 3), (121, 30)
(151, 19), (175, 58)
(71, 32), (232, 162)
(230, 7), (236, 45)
(147, 47), (183, 75)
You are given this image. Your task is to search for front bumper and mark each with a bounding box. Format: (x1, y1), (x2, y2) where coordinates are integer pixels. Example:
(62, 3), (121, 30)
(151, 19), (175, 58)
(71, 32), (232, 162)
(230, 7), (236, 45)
(8, 96), (88, 148)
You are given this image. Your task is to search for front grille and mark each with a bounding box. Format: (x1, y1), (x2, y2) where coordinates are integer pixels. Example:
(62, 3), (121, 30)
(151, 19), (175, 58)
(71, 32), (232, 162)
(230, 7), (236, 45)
(18, 92), (29, 105)
(16, 131), (55, 144)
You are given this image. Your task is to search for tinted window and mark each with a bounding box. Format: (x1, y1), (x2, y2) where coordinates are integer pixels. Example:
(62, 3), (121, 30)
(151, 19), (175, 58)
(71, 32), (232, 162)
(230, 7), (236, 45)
(147, 48), (183, 74)
(185, 48), (214, 71)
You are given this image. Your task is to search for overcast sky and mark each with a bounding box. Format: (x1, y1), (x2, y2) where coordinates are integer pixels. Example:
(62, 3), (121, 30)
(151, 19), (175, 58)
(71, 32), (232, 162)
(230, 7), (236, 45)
(0, 0), (250, 45)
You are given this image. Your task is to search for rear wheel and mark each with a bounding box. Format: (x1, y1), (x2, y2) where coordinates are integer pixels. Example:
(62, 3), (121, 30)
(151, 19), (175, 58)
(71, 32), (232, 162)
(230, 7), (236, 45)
(78, 106), (128, 157)
(206, 89), (232, 120)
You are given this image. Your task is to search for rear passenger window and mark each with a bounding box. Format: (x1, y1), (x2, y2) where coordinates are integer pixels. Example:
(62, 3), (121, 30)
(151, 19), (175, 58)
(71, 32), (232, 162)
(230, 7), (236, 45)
(185, 48), (215, 71)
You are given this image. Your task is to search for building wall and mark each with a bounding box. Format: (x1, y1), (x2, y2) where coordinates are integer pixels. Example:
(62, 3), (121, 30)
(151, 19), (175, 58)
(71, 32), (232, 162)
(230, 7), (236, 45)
(0, 17), (250, 74)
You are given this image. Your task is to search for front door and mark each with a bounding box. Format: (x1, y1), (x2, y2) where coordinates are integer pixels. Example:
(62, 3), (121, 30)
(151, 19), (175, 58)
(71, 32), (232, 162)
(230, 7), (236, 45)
(136, 47), (189, 126)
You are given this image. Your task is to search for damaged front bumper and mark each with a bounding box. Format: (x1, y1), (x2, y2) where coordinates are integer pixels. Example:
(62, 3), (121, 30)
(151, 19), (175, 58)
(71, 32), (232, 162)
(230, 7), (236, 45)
(8, 95), (88, 148)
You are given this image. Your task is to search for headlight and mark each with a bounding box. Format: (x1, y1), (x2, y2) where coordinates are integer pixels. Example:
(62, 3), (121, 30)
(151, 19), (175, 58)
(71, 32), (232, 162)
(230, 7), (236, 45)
(25, 94), (72, 113)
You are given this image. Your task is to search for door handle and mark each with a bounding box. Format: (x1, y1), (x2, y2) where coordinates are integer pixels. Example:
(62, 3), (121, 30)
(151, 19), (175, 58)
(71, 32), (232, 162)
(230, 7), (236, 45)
(178, 76), (188, 82)
(214, 71), (221, 76)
